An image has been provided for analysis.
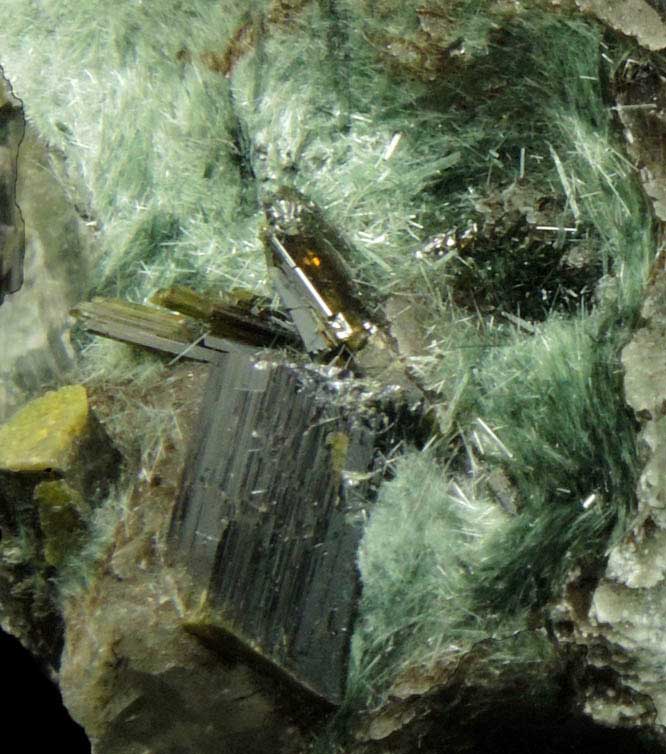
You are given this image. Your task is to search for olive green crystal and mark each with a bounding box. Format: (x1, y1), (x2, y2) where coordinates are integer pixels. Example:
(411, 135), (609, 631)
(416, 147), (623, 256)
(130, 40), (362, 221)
(34, 479), (90, 567)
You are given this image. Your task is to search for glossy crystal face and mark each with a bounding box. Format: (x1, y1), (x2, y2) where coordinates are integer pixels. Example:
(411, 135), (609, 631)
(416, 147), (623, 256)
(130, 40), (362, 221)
(263, 188), (372, 353)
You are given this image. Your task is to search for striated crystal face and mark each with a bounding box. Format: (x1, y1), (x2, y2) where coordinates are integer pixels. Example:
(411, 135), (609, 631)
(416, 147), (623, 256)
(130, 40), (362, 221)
(169, 354), (415, 704)
(151, 285), (300, 349)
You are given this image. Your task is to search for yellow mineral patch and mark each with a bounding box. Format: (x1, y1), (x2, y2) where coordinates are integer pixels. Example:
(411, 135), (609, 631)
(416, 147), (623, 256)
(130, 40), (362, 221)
(0, 385), (89, 472)
(326, 431), (349, 476)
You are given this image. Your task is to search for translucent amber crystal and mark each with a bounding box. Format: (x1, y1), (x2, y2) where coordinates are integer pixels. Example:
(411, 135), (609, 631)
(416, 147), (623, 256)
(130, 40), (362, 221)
(263, 187), (375, 353)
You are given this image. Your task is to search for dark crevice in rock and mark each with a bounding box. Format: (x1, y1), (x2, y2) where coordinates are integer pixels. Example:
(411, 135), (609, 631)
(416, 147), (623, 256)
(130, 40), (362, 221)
(0, 64), (25, 305)
(0, 626), (90, 752)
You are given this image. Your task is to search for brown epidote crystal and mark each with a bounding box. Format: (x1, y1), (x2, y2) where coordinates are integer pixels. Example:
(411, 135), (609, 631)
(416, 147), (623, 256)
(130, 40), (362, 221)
(56, 362), (315, 754)
(169, 352), (420, 705)
(613, 52), (666, 225)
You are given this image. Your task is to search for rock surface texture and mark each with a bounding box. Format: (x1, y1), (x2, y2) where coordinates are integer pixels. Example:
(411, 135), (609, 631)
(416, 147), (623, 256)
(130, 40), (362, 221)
(54, 362), (318, 754)
(0, 71), (91, 422)
(0, 384), (120, 668)
(0, 65), (24, 304)
(576, 0), (666, 50)
(566, 272), (666, 729)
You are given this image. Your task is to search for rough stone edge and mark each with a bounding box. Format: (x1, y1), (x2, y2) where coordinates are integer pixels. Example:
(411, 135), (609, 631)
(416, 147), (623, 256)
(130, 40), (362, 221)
(0, 63), (25, 303)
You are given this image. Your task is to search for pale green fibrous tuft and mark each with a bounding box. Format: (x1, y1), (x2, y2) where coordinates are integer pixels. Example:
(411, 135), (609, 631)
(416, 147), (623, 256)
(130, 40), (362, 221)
(352, 447), (507, 695)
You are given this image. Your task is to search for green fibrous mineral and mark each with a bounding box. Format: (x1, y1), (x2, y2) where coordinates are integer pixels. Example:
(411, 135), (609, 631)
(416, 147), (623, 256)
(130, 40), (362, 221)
(0, 385), (88, 472)
(34, 480), (90, 567)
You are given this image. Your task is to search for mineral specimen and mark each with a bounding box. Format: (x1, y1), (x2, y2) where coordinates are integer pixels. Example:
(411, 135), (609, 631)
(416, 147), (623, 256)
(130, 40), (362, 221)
(0, 384), (88, 473)
(0, 384), (119, 666)
(263, 186), (376, 354)
(169, 352), (418, 704)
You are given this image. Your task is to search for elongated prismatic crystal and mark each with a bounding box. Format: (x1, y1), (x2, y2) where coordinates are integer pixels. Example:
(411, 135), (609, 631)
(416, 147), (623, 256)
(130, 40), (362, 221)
(151, 284), (300, 349)
(263, 187), (376, 354)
